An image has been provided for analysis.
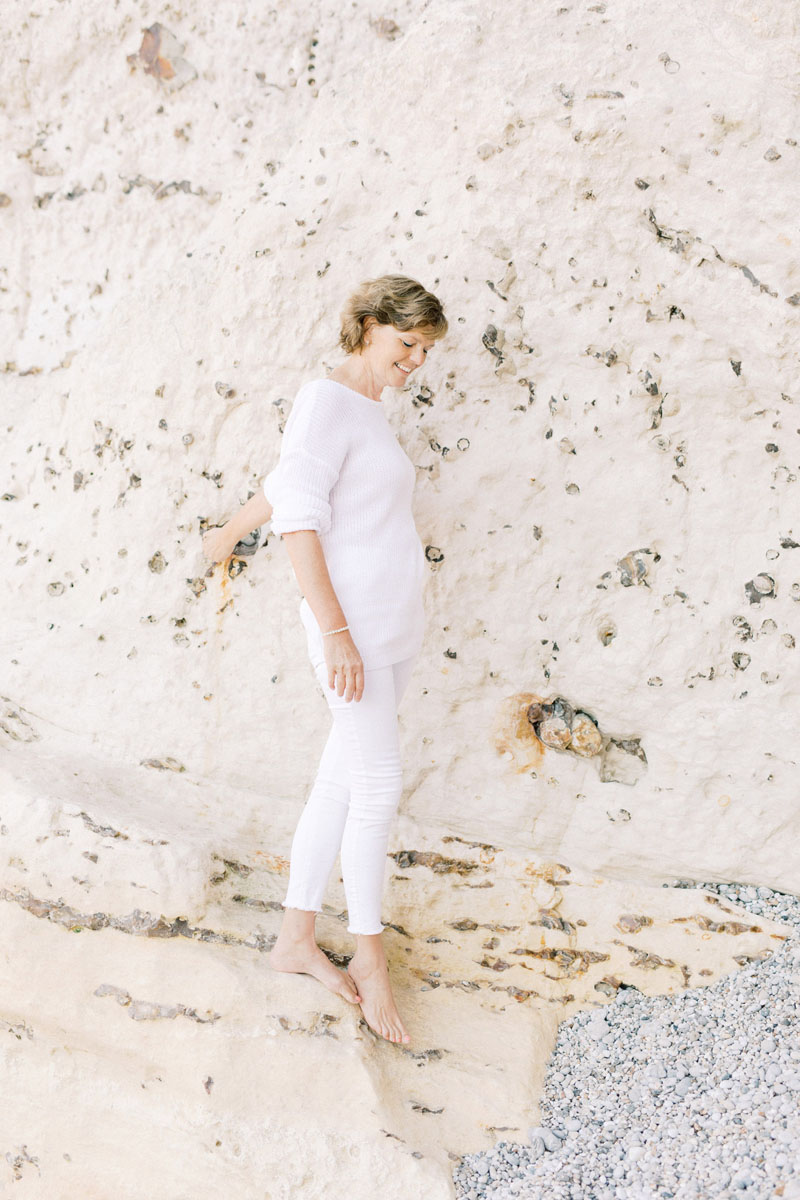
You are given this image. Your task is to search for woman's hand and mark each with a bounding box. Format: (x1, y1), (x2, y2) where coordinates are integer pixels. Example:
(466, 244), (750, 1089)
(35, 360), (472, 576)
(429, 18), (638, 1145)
(202, 492), (272, 564)
(202, 524), (238, 564)
(324, 630), (364, 702)
(280, 530), (361, 699)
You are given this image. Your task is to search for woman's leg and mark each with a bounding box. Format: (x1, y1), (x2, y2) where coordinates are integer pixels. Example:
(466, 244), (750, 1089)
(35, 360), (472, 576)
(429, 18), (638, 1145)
(281, 651), (415, 923)
(280, 720), (350, 915)
(330, 654), (417, 1043)
(330, 664), (405, 934)
(268, 650), (359, 1003)
(391, 654), (416, 711)
(270, 649), (418, 1035)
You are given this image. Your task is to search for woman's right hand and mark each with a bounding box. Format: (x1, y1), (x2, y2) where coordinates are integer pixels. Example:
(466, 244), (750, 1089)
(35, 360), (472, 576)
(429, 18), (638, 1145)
(202, 524), (238, 564)
(324, 630), (364, 702)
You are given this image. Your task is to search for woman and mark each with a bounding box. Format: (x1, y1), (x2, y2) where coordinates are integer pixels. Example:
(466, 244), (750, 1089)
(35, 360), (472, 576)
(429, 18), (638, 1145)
(202, 275), (448, 1044)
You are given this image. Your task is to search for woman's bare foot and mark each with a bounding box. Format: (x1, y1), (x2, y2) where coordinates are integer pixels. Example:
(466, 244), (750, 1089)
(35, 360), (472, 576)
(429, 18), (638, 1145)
(347, 935), (410, 1044)
(268, 914), (361, 1005)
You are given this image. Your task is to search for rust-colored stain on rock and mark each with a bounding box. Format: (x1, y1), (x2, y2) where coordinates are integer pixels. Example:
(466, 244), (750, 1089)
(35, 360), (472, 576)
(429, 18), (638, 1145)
(253, 849), (290, 874)
(126, 23), (197, 89)
(127, 24), (176, 80)
(492, 692), (545, 772)
(524, 861), (571, 883)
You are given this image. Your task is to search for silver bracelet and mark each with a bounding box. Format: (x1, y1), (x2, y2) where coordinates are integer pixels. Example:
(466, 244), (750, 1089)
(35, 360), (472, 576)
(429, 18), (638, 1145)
(322, 624), (349, 636)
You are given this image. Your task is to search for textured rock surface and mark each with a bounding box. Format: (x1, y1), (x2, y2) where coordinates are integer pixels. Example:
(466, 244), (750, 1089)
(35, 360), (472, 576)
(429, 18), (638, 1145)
(0, 741), (789, 1197)
(1, 0), (798, 1194)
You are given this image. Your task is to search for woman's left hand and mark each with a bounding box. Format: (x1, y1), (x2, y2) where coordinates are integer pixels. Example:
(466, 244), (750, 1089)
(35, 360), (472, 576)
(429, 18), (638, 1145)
(324, 630), (365, 703)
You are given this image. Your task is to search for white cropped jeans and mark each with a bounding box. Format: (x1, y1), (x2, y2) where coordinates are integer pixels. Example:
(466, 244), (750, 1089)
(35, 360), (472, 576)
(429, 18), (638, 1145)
(281, 630), (416, 936)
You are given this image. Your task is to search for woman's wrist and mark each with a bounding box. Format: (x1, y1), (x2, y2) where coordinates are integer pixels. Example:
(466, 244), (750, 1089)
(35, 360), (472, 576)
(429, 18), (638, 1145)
(225, 514), (255, 544)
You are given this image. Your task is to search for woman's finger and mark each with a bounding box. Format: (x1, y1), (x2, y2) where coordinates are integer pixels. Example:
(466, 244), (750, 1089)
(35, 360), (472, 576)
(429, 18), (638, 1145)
(353, 665), (365, 702)
(349, 662), (362, 703)
(346, 662), (364, 704)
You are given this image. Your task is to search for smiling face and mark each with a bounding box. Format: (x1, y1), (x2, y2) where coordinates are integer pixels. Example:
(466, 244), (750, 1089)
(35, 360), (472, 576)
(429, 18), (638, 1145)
(363, 319), (436, 387)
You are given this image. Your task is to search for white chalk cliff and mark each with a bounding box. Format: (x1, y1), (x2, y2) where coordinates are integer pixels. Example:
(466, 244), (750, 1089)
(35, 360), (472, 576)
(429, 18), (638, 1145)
(1, 0), (797, 1196)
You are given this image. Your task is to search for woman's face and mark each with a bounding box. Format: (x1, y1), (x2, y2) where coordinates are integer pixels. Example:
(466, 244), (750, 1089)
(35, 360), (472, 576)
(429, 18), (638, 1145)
(364, 321), (436, 385)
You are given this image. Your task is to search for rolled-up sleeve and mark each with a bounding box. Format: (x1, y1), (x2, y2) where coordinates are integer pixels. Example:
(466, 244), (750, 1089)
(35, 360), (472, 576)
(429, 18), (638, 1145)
(262, 464), (281, 507)
(266, 386), (349, 537)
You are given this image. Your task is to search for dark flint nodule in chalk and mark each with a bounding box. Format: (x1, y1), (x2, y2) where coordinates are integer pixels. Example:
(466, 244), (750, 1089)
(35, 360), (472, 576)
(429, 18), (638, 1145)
(732, 616), (753, 640)
(232, 528), (262, 557)
(617, 548), (659, 587)
(744, 575), (775, 604)
(546, 697), (575, 727)
(610, 737), (647, 763)
(481, 325), (504, 360)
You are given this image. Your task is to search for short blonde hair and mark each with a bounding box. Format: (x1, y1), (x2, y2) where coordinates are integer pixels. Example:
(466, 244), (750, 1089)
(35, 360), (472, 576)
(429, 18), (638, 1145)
(338, 274), (448, 354)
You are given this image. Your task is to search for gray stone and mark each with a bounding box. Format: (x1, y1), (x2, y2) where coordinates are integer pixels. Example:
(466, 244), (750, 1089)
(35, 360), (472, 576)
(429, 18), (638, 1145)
(528, 1126), (563, 1152)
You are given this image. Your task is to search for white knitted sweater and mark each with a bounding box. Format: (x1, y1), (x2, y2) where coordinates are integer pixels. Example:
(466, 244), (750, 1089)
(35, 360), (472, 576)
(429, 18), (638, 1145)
(263, 378), (426, 669)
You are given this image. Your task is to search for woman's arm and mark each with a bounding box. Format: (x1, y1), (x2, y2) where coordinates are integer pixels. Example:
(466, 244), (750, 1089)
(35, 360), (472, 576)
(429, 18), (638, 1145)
(226, 490), (271, 544)
(283, 530), (364, 703)
(242, 387), (360, 697)
(202, 490), (272, 563)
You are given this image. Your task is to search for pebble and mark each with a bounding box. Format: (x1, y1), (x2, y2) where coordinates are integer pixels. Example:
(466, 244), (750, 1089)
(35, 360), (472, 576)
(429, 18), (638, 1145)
(527, 1127), (562, 1152)
(586, 1014), (611, 1041)
(452, 879), (800, 1199)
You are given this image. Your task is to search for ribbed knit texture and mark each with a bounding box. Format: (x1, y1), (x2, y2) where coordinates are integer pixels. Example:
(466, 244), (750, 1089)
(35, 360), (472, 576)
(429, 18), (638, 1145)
(263, 378), (426, 670)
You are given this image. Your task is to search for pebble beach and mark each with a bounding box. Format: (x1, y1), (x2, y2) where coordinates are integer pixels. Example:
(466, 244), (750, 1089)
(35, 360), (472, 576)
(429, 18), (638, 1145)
(453, 881), (800, 1200)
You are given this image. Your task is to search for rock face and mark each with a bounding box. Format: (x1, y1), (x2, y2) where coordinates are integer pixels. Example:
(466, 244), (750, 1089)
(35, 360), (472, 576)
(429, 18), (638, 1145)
(0, 743), (789, 1198)
(1, 0), (797, 1195)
